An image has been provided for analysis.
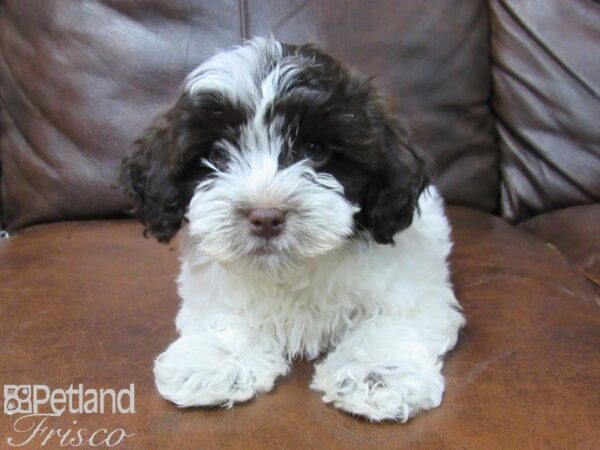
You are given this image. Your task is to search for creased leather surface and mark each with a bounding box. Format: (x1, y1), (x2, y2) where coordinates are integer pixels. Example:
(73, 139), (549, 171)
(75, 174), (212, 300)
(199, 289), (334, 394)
(1, 209), (599, 449)
(0, 0), (499, 232)
(520, 204), (600, 288)
(0, 0), (241, 231)
(247, 0), (499, 213)
(490, 0), (600, 222)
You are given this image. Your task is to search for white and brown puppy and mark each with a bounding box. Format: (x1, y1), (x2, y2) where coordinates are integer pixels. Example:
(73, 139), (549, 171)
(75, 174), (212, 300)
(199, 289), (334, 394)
(121, 37), (465, 422)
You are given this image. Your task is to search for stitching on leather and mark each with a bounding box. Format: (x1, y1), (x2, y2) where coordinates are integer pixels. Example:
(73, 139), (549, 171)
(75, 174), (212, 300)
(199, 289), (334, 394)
(483, 0), (502, 216)
(181, 0), (194, 76)
(0, 98), (5, 229)
(239, 0), (248, 41)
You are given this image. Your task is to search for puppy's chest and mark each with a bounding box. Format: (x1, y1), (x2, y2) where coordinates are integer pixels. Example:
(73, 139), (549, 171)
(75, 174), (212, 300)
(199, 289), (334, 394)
(238, 282), (368, 358)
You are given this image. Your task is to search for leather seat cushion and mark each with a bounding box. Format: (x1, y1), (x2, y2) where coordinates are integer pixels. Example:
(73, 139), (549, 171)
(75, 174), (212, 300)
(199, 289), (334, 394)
(519, 204), (600, 287)
(1, 207), (599, 449)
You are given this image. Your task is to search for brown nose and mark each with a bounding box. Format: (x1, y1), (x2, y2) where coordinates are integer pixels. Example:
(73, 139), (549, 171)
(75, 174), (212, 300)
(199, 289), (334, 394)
(248, 208), (286, 239)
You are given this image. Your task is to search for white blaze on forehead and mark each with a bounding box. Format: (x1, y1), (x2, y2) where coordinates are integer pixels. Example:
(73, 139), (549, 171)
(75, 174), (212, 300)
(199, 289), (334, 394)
(186, 38), (358, 233)
(253, 60), (305, 123)
(184, 37), (284, 106)
(185, 37), (311, 126)
(187, 38), (316, 191)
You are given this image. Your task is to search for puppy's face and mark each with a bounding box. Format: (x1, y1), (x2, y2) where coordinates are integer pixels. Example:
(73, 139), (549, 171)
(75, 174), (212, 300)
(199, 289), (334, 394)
(121, 38), (431, 273)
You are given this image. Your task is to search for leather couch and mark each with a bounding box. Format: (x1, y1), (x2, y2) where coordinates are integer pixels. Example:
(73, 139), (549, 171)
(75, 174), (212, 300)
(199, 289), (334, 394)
(1, 1), (598, 448)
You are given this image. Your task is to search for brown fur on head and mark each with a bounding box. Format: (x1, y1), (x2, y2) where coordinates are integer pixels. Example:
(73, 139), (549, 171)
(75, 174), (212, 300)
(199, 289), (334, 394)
(120, 39), (431, 244)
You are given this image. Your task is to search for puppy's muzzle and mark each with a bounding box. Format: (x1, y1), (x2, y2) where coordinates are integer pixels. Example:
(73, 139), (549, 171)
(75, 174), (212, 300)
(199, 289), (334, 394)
(248, 208), (286, 239)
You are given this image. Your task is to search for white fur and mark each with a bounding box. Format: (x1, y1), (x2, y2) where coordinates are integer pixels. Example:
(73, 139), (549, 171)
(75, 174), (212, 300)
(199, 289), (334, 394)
(155, 185), (465, 421)
(185, 37), (283, 104)
(154, 37), (465, 421)
(186, 142), (358, 275)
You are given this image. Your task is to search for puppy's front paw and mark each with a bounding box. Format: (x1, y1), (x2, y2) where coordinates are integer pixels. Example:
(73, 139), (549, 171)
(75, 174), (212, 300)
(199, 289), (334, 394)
(311, 357), (444, 422)
(154, 333), (288, 408)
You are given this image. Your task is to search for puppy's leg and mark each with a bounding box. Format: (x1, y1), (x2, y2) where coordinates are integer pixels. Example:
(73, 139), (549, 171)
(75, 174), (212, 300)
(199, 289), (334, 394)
(154, 323), (288, 408)
(311, 299), (464, 421)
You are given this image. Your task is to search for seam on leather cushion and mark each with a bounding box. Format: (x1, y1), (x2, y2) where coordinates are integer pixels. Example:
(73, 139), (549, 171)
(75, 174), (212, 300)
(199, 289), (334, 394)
(519, 205), (600, 290)
(542, 241), (600, 290)
(0, 98), (5, 230)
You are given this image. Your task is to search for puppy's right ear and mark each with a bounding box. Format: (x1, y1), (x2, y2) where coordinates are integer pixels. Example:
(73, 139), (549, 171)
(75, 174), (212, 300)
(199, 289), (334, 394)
(120, 98), (196, 243)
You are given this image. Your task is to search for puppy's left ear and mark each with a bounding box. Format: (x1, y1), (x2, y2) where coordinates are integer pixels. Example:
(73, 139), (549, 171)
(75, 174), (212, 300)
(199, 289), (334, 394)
(362, 107), (433, 244)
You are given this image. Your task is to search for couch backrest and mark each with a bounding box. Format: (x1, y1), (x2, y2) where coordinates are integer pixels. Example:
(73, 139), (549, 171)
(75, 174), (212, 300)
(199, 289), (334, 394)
(0, 0), (498, 231)
(0, 0), (599, 229)
(0, 1), (242, 230)
(490, 0), (600, 222)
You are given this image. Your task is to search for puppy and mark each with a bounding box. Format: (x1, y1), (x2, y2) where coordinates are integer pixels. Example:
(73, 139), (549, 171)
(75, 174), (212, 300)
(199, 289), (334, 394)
(120, 37), (465, 422)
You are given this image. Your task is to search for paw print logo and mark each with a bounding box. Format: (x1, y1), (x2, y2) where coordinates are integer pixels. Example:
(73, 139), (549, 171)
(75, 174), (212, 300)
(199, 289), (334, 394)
(4, 385), (32, 415)
(6, 399), (17, 412)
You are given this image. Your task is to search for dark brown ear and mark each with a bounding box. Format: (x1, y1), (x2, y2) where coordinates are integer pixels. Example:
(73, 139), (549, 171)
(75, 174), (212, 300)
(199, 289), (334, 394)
(362, 109), (433, 244)
(119, 97), (206, 243)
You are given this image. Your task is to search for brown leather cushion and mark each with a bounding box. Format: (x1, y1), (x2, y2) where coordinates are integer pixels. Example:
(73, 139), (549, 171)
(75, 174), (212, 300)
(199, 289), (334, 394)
(490, 0), (600, 222)
(1, 208), (599, 448)
(0, 0), (498, 232)
(519, 204), (600, 288)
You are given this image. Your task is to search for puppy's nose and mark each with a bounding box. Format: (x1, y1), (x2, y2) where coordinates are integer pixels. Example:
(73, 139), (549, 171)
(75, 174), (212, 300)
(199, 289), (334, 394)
(248, 208), (286, 239)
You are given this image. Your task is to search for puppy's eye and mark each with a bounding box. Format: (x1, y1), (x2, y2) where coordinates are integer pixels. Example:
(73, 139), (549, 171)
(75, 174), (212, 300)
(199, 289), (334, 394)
(304, 142), (331, 167)
(208, 145), (227, 169)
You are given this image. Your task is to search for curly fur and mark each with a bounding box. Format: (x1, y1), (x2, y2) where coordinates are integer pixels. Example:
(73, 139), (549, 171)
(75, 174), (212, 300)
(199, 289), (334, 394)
(120, 37), (464, 422)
